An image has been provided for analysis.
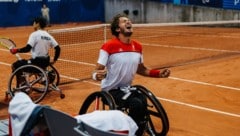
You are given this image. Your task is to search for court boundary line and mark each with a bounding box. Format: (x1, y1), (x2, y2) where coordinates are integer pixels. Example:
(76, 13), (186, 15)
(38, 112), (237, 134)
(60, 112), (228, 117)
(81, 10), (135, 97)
(142, 43), (240, 53)
(0, 62), (10, 66)
(158, 97), (240, 118)
(169, 77), (240, 91)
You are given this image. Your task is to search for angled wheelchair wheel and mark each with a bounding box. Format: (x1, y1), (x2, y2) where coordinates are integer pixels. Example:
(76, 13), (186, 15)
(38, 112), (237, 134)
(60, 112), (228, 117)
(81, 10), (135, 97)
(8, 64), (49, 103)
(133, 85), (169, 136)
(79, 91), (116, 115)
(47, 64), (60, 86)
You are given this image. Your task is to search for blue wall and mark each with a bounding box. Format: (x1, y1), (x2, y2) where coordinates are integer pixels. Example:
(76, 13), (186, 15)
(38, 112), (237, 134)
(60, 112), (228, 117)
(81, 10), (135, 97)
(0, 0), (104, 27)
(151, 0), (240, 10)
(223, 0), (240, 10)
(188, 0), (222, 8)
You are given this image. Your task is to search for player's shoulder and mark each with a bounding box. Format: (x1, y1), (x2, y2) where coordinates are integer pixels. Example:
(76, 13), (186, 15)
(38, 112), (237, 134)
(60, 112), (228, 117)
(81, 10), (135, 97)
(105, 38), (119, 44)
(102, 38), (119, 47)
(101, 38), (120, 53)
(131, 39), (142, 50)
(131, 39), (141, 46)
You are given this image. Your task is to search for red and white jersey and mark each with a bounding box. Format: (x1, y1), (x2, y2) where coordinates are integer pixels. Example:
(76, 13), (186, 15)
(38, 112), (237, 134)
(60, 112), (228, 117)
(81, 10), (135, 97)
(98, 38), (143, 91)
(27, 30), (58, 59)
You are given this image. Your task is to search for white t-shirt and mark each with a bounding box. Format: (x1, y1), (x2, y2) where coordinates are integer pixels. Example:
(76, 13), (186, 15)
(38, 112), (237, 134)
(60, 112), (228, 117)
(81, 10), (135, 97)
(98, 38), (143, 91)
(27, 30), (58, 59)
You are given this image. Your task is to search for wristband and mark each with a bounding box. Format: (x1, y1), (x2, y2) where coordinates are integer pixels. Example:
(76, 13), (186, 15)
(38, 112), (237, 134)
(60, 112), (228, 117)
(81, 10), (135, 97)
(10, 48), (18, 54)
(149, 69), (160, 77)
(92, 72), (97, 80)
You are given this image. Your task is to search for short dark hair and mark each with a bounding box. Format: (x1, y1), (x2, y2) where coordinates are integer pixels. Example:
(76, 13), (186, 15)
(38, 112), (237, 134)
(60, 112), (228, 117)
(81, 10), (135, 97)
(33, 17), (47, 28)
(110, 14), (128, 37)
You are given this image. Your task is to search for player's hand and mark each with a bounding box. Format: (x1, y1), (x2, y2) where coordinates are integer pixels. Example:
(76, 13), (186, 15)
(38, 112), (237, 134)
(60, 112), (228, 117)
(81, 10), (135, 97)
(10, 48), (18, 54)
(159, 69), (170, 78)
(93, 70), (107, 81)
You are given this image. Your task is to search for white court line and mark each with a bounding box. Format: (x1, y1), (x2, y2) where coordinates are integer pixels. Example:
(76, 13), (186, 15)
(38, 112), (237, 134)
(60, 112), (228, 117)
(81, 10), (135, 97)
(0, 62), (11, 66)
(142, 43), (240, 53)
(169, 76), (240, 91)
(59, 58), (95, 66)
(60, 75), (81, 81)
(83, 80), (101, 86)
(158, 97), (240, 118)
(0, 48), (7, 52)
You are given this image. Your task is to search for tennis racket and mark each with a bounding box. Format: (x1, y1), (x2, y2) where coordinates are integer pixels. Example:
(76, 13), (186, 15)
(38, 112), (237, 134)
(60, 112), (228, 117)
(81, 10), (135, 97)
(0, 37), (22, 60)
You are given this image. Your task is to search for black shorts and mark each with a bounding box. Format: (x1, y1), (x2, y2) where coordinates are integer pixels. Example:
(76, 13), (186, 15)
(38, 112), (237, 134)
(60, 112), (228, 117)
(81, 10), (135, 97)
(12, 56), (50, 72)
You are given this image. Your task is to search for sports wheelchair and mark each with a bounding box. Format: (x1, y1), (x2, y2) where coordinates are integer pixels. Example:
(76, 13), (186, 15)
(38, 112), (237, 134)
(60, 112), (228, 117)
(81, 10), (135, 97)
(5, 63), (65, 103)
(79, 85), (169, 136)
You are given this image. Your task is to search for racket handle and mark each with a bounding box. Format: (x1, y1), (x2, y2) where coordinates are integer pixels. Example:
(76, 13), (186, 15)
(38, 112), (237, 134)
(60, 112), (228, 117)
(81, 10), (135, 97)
(10, 45), (14, 49)
(15, 53), (22, 60)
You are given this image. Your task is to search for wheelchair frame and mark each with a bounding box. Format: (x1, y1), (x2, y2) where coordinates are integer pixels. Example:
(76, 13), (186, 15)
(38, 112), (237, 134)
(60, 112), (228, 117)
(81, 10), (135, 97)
(78, 85), (169, 136)
(5, 64), (65, 103)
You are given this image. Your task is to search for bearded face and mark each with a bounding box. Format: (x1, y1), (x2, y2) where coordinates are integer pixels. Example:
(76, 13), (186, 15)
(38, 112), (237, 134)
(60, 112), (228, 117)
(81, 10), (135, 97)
(119, 26), (133, 37)
(117, 17), (133, 37)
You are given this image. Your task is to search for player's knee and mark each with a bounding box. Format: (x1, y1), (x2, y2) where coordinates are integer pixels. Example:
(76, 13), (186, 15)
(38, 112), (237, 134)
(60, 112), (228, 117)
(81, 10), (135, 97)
(128, 98), (147, 136)
(128, 97), (147, 118)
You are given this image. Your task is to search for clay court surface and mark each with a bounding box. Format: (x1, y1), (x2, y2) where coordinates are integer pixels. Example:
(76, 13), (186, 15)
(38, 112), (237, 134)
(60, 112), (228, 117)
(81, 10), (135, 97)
(0, 22), (240, 136)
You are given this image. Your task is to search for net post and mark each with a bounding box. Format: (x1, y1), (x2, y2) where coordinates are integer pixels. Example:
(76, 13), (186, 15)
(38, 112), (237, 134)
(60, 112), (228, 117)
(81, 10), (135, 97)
(104, 24), (107, 43)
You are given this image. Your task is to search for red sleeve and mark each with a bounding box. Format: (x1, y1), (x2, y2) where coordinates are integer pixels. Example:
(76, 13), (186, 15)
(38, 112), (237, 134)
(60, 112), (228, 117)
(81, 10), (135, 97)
(101, 38), (142, 55)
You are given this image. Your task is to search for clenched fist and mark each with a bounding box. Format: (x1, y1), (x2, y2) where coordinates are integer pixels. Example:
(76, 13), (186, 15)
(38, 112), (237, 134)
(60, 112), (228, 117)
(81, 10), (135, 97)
(10, 48), (18, 54)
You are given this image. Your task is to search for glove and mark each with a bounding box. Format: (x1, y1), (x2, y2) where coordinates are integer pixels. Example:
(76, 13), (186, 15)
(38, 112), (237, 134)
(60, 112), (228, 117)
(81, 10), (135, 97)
(10, 48), (18, 54)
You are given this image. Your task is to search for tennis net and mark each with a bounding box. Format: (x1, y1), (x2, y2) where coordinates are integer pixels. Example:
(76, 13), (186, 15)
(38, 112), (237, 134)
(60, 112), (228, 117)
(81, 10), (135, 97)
(48, 20), (240, 84)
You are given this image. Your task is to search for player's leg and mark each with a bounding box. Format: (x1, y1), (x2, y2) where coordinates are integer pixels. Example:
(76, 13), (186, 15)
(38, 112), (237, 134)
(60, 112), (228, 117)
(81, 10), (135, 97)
(11, 59), (28, 87)
(109, 88), (147, 136)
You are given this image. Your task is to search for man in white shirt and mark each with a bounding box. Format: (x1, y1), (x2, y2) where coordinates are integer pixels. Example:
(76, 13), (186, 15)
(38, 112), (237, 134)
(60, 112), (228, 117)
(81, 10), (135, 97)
(92, 14), (170, 136)
(10, 17), (60, 86)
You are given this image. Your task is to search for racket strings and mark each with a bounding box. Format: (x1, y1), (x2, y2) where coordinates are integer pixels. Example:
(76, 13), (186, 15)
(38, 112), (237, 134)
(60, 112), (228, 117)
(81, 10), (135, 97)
(0, 39), (16, 49)
(0, 38), (21, 60)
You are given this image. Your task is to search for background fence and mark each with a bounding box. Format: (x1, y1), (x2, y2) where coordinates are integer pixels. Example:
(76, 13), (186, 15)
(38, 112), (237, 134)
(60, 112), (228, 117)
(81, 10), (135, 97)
(0, 0), (104, 27)
(1, 0), (240, 27)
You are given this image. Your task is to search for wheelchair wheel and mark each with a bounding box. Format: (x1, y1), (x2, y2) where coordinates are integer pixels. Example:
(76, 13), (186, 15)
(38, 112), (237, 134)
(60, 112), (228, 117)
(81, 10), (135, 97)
(46, 64), (60, 86)
(8, 64), (49, 103)
(79, 91), (116, 115)
(133, 85), (169, 136)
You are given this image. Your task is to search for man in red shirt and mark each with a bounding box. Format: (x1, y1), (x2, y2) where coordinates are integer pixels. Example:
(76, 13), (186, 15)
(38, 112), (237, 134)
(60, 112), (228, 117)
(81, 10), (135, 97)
(92, 14), (170, 136)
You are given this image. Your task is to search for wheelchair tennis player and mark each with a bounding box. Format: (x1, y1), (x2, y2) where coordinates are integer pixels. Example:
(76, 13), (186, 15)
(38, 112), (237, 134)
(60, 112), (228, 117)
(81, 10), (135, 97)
(92, 14), (170, 136)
